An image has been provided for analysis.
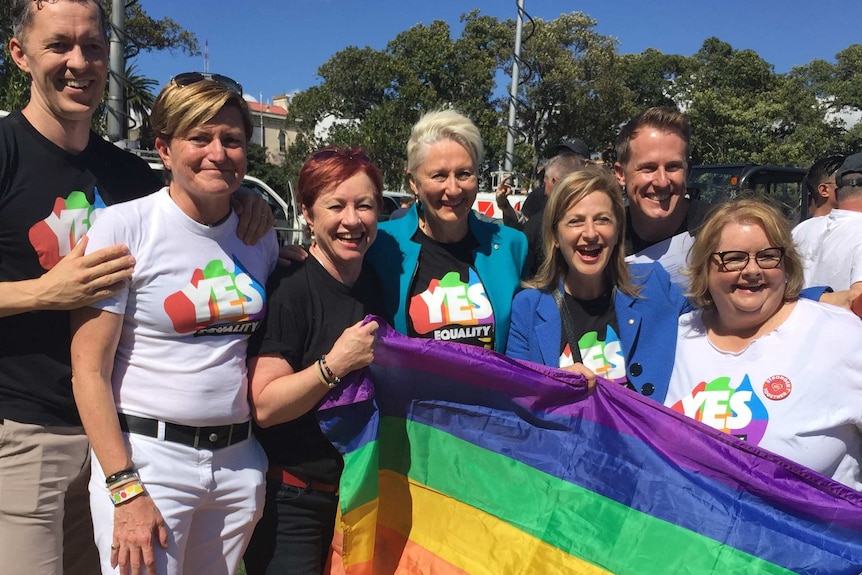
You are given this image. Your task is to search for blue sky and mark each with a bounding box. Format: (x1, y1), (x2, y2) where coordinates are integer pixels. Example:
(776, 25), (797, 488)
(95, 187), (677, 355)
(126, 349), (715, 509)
(136, 0), (859, 104)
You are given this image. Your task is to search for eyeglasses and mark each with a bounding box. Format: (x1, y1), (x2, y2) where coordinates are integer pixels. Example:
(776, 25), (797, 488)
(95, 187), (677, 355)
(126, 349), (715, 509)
(171, 72), (243, 96)
(311, 148), (372, 164)
(712, 247), (785, 271)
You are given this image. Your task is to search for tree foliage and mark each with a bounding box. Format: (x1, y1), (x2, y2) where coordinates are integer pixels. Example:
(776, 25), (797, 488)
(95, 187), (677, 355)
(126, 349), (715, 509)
(283, 11), (861, 189)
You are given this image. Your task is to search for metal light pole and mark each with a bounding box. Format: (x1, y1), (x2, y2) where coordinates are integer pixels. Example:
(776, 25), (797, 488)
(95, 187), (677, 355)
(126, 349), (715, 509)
(106, 0), (125, 141)
(504, 0), (525, 173)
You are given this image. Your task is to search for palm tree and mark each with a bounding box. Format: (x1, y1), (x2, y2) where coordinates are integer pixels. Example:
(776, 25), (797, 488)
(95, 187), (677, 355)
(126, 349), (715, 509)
(123, 62), (158, 134)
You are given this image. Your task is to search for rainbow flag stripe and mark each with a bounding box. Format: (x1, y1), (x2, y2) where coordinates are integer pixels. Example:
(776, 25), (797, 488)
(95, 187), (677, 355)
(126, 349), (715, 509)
(320, 321), (862, 574)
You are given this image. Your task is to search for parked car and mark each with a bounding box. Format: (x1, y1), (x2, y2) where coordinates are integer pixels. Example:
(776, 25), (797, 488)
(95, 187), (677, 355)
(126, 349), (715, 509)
(687, 164), (806, 222)
(380, 191), (415, 221)
(130, 148), (304, 246)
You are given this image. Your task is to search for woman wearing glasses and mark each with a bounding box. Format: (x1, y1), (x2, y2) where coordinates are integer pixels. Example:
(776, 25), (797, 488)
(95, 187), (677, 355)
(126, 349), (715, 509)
(242, 148), (385, 575)
(367, 109), (527, 352)
(666, 199), (862, 489)
(70, 76), (278, 574)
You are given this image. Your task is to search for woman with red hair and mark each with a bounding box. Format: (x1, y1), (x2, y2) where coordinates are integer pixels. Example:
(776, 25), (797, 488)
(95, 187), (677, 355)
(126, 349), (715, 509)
(243, 148), (387, 574)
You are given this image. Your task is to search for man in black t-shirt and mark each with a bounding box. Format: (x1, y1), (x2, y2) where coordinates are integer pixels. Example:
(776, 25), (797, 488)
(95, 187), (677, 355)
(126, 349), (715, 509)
(2, 4), (274, 571)
(0, 2), (162, 572)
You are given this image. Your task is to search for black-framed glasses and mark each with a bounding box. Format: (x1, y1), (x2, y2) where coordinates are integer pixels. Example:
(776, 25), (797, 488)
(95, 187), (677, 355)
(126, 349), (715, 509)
(311, 147), (372, 164)
(712, 247), (785, 271)
(171, 72), (243, 96)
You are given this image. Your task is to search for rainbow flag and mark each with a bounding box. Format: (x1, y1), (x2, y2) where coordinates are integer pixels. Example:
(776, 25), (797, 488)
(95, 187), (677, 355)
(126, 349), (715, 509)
(319, 320), (862, 574)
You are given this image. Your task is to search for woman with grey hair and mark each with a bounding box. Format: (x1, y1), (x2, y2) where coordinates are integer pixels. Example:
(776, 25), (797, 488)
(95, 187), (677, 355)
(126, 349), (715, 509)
(366, 109), (527, 352)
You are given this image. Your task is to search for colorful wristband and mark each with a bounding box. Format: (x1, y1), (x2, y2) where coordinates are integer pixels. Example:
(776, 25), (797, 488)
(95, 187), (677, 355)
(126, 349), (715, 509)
(110, 481), (145, 506)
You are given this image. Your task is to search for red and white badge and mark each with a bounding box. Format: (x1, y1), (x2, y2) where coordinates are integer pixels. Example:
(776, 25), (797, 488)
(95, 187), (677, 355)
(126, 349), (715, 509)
(762, 375), (792, 401)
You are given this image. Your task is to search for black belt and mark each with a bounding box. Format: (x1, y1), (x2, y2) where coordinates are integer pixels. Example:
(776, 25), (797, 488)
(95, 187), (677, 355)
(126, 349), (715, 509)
(117, 413), (250, 450)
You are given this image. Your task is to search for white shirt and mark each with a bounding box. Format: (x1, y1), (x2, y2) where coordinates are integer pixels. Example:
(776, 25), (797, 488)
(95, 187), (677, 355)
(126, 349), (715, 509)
(86, 188), (278, 426)
(625, 231), (694, 289)
(666, 299), (862, 490)
(794, 209), (862, 290)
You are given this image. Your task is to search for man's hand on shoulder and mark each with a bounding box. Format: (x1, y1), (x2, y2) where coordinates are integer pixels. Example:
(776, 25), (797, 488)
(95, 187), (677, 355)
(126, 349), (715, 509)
(0, 236), (135, 318)
(233, 187), (274, 245)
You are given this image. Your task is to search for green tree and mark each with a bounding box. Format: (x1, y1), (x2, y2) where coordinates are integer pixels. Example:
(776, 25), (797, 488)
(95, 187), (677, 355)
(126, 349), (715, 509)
(681, 38), (832, 167)
(286, 11), (510, 188)
(497, 12), (627, 168)
(246, 142), (293, 202)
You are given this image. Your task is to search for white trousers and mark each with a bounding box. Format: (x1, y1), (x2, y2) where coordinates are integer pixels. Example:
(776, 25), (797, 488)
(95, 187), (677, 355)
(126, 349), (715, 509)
(89, 432), (266, 575)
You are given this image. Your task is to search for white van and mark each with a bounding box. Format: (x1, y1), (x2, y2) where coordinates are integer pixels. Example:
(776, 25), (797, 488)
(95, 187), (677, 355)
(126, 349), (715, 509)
(131, 148), (304, 247)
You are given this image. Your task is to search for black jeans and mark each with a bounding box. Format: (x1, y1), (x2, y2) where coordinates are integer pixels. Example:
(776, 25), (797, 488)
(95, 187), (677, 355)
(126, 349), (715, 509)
(244, 479), (338, 575)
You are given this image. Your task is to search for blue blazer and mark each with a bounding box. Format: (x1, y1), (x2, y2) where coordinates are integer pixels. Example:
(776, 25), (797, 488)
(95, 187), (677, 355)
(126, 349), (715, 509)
(367, 204), (527, 352)
(506, 262), (689, 403)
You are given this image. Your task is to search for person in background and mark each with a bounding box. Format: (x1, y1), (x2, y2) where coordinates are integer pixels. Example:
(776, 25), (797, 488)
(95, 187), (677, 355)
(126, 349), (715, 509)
(801, 155), (843, 219)
(497, 138), (590, 233)
(521, 152), (587, 277)
(243, 147), (385, 575)
(367, 109), (527, 352)
(520, 138), (591, 221)
(666, 198), (862, 490)
(795, 153), (862, 292)
(792, 155), (844, 284)
(70, 75), (277, 575)
(507, 167), (688, 400)
(389, 194), (415, 220)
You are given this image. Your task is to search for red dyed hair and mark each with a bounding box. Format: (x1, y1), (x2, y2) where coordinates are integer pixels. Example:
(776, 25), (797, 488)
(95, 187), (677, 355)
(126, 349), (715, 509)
(297, 147), (384, 209)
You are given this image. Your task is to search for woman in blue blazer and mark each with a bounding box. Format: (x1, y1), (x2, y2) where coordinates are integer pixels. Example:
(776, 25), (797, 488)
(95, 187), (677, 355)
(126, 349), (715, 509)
(506, 167), (688, 403)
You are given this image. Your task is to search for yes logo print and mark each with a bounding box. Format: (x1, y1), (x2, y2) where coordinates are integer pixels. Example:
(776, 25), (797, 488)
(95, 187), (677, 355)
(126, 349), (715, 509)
(163, 257), (265, 334)
(670, 375), (768, 443)
(559, 327), (626, 384)
(409, 269), (493, 334)
(580, 327), (626, 383)
(29, 190), (106, 269)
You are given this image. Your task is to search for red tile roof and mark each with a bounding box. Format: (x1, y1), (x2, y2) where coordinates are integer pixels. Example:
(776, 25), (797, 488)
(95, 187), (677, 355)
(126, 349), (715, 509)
(247, 101), (287, 116)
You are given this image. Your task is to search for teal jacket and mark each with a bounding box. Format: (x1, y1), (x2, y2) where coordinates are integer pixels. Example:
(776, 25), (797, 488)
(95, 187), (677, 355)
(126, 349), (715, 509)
(366, 205), (527, 352)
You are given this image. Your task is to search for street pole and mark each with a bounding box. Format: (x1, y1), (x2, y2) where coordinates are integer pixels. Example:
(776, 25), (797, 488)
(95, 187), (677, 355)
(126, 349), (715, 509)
(107, 0), (125, 142)
(504, 0), (525, 173)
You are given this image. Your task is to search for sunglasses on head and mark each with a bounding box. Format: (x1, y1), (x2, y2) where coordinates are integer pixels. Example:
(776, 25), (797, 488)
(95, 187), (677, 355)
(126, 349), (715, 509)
(312, 148), (372, 164)
(171, 72), (243, 96)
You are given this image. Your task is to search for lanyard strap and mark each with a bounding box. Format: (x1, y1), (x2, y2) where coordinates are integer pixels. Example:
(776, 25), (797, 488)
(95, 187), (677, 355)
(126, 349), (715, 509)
(552, 287), (583, 365)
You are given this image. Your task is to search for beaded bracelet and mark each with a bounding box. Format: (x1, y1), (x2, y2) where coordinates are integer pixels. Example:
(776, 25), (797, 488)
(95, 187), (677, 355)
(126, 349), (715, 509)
(315, 360), (335, 389)
(319, 355), (341, 386)
(110, 481), (145, 506)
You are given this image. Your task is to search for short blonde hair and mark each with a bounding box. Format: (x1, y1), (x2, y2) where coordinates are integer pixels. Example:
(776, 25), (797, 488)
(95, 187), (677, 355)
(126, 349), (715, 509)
(406, 109), (483, 173)
(150, 78), (252, 143)
(526, 166), (639, 298)
(686, 198), (803, 308)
